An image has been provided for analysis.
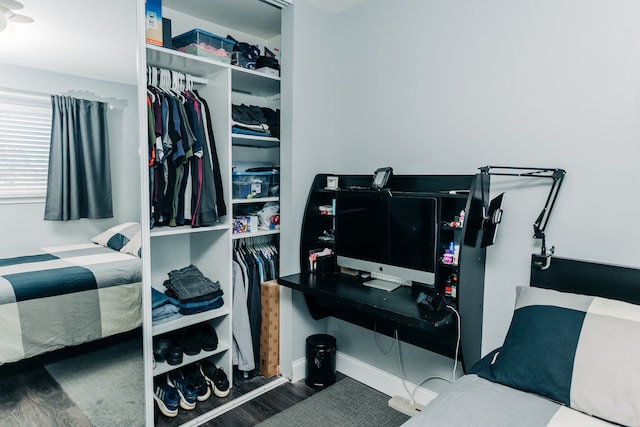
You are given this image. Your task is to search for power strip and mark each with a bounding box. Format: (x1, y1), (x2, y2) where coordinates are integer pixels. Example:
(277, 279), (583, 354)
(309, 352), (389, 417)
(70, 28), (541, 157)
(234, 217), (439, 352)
(388, 396), (424, 417)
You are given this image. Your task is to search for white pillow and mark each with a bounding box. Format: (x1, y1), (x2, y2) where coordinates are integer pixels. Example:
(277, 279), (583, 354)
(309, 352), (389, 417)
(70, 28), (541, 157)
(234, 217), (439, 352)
(92, 222), (141, 257)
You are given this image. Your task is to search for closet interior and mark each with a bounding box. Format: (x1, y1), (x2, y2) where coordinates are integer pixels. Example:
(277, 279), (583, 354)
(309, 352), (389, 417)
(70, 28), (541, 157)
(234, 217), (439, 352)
(141, 1), (285, 425)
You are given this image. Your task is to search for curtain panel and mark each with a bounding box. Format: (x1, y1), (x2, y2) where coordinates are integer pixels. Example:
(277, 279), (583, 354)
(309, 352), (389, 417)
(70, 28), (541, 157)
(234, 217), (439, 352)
(44, 95), (113, 221)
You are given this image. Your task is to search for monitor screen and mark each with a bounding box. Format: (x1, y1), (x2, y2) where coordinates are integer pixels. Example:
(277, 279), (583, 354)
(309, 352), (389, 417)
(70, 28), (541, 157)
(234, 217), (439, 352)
(335, 192), (437, 287)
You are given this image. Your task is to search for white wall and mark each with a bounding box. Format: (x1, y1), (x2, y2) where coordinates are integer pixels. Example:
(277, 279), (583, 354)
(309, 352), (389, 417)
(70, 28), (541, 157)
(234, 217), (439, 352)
(287, 0), (640, 394)
(0, 64), (140, 254)
(279, 1), (336, 378)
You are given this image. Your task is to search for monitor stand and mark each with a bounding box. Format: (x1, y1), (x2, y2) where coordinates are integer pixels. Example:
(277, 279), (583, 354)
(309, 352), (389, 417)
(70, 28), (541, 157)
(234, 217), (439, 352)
(363, 278), (401, 292)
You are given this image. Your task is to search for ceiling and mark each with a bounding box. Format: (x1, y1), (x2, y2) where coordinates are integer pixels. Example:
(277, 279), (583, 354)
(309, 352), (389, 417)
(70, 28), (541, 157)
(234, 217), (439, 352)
(0, 0), (369, 85)
(0, 0), (138, 84)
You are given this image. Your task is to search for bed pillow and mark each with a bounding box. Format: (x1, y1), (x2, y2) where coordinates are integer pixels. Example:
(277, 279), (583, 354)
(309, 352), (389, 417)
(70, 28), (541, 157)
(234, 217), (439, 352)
(92, 222), (141, 257)
(477, 285), (640, 427)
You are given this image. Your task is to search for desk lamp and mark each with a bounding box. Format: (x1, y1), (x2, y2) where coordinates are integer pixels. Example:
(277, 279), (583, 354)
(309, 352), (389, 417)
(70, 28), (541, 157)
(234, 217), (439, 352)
(479, 166), (566, 270)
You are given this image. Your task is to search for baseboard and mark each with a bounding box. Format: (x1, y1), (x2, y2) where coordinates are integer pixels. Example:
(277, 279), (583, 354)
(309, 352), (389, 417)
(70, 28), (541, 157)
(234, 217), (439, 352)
(336, 351), (438, 406)
(291, 352), (438, 405)
(291, 356), (307, 383)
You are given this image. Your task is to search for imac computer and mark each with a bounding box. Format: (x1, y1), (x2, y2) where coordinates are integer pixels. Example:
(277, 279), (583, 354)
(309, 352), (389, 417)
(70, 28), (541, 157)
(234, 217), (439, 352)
(335, 191), (437, 291)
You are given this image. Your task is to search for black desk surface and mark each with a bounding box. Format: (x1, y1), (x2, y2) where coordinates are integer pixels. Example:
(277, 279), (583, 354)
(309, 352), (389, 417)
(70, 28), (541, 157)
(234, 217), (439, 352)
(278, 272), (453, 331)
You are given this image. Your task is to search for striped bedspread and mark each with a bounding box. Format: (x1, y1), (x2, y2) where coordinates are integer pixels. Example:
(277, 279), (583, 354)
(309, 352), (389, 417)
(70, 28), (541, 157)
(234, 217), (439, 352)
(0, 243), (142, 364)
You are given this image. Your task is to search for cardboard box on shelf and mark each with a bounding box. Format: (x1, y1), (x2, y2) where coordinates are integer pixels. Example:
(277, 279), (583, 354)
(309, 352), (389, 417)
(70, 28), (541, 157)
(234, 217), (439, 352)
(260, 280), (280, 378)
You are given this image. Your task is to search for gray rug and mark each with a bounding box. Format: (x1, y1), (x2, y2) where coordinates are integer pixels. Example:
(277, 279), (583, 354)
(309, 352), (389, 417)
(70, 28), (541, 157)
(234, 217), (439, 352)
(40, 333), (145, 427)
(256, 377), (410, 427)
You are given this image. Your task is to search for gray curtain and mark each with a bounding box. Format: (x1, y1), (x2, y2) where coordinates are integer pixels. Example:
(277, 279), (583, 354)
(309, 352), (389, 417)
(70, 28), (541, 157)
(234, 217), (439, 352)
(44, 95), (113, 221)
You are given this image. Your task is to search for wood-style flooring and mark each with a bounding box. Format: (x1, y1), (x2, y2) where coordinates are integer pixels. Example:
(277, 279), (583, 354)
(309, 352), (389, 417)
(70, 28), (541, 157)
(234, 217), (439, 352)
(1, 354), (342, 427)
(0, 359), (92, 427)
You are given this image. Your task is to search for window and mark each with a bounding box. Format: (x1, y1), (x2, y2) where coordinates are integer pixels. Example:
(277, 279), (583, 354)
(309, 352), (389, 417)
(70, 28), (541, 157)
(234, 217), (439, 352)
(0, 95), (52, 202)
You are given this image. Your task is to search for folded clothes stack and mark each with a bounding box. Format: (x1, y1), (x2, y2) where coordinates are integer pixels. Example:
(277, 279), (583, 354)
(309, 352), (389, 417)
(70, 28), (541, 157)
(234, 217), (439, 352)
(152, 265), (225, 325)
(232, 104), (280, 138)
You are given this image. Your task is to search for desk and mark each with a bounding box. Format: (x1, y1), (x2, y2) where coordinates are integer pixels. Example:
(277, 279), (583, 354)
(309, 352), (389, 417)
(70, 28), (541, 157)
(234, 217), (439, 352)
(278, 272), (459, 360)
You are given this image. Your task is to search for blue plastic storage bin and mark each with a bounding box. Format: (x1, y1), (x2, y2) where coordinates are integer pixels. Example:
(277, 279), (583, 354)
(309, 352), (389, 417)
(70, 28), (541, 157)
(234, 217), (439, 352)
(233, 171), (278, 199)
(172, 29), (234, 63)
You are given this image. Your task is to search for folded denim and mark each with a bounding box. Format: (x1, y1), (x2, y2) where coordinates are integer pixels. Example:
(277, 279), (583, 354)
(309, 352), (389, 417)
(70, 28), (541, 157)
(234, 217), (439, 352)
(165, 265), (221, 301)
(178, 296), (224, 315)
(153, 304), (180, 319)
(165, 286), (223, 304)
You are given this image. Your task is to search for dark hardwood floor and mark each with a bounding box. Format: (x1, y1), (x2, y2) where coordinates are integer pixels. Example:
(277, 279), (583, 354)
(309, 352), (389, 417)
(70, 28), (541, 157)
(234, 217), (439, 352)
(0, 359), (92, 427)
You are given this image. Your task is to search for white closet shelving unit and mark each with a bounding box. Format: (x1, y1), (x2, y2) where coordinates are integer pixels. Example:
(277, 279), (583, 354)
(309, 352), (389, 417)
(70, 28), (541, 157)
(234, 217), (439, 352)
(140, 1), (287, 425)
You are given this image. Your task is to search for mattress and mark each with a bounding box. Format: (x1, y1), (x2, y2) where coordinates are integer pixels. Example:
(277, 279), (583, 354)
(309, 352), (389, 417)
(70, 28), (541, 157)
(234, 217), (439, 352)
(0, 243), (142, 364)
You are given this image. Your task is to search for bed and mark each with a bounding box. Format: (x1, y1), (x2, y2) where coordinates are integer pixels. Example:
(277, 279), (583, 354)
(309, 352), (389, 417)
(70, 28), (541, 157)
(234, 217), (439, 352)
(402, 255), (640, 427)
(0, 223), (142, 365)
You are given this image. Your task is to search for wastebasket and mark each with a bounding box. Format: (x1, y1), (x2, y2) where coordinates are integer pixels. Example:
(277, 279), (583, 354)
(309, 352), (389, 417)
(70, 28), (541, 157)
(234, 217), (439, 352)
(305, 334), (336, 388)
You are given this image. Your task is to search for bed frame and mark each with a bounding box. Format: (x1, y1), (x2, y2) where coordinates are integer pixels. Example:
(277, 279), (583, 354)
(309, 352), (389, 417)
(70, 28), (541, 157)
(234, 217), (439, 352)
(530, 254), (640, 305)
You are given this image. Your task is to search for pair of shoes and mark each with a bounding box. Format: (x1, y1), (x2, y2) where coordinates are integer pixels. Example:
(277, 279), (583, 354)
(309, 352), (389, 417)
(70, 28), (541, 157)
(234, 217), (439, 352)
(154, 380), (180, 418)
(183, 364), (212, 401)
(154, 337), (183, 365)
(199, 360), (230, 398)
(167, 371), (198, 410)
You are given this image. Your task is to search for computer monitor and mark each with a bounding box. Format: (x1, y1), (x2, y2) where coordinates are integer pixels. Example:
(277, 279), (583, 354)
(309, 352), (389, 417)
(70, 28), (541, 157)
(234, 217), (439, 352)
(335, 192), (437, 291)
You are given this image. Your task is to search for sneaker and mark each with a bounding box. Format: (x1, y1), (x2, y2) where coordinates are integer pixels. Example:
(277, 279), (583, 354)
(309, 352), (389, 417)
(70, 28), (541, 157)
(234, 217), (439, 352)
(183, 364), (211, 401)
(200, 360), (230, 398)
(167, 371), (198, 410)
(153, 381), (180, 418)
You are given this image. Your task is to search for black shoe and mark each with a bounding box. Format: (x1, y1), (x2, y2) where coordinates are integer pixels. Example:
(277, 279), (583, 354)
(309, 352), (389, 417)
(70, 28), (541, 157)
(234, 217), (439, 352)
(196, 324), (218, 352)
(166, 339), (184, 365)
(180, 329), (201, 356)
(200, 360), (229, 398)
(183, 364), (211, 402)
(153, 337), (172, 363)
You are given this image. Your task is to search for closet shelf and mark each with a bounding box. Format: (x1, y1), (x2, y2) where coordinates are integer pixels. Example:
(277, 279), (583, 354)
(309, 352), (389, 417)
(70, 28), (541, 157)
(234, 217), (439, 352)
(152, 343), (230, 377)
(232, 134), (280, 148)
(232, 229), (280, 240)
(152, 307), (230, 337)
(232, 197), (279, 205)
(146, 44), (280, 97)
(150, 223), (230, 238)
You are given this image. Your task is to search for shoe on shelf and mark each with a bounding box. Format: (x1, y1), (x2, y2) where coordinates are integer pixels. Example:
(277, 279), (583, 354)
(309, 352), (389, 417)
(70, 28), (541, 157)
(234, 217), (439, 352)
(199, 360), (230, 398)
(183, 364), (212, 402)
(153, 381), (180, 418)
(153, 337), (171, 363)
(180, 328), (202, 356)
(167, 371), (198, 410)
(196, 323), (219, 352)
(166, 339), (184, 366)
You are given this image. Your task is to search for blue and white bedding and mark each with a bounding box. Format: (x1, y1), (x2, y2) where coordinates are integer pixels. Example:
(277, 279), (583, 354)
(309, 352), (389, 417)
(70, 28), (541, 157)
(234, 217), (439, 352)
(401, 374), (615, 427)
(0, 243), (142, 364)
(402, 285), (640, 427)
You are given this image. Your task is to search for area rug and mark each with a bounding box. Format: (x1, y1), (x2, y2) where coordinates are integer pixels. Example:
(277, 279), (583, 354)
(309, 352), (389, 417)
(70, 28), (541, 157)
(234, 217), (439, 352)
(40, 332), (145, 427)
(256, 377), (410, 427)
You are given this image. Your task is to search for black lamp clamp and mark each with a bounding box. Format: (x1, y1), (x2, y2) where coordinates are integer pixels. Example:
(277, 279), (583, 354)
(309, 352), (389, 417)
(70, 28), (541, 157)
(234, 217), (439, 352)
(479, 166), (566, 270)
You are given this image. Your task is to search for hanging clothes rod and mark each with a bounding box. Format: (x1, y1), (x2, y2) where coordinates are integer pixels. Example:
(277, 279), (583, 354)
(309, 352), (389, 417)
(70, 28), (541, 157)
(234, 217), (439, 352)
(146, 66), (209, 86)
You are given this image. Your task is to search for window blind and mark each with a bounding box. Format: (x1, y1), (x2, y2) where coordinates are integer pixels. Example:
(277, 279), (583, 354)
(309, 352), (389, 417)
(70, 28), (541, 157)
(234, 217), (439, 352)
(0, 101), (52, 200)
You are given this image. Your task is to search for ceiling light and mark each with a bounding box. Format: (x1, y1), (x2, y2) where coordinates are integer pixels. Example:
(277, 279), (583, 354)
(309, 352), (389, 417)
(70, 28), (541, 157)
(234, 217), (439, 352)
(0, 0), (34, 32)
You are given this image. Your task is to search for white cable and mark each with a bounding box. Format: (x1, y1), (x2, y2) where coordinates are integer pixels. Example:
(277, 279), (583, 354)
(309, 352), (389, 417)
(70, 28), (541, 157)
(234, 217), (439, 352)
(374, 324), (395, 355)
(395, 330), (414, 401)
(447, 305), (461, 383)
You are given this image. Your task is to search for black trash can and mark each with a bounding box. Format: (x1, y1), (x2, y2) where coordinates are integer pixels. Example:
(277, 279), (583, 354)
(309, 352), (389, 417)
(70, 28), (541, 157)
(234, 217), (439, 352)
(305, 334), (337, 388)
